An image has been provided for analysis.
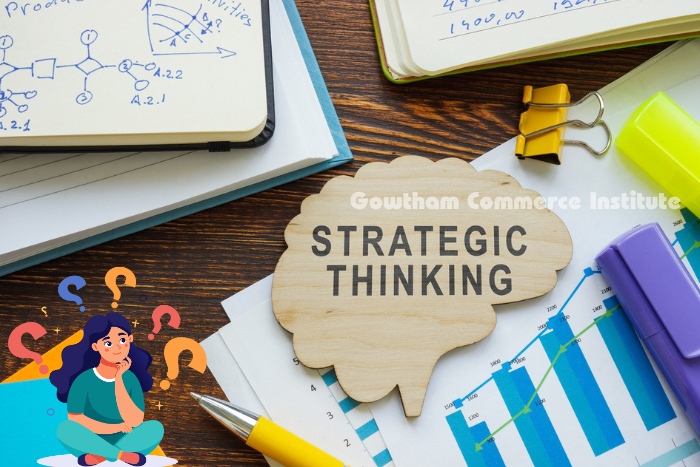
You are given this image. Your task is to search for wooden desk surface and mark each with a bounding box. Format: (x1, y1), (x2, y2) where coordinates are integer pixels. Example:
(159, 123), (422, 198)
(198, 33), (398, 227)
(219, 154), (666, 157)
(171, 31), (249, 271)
(0, 0), (672, 464)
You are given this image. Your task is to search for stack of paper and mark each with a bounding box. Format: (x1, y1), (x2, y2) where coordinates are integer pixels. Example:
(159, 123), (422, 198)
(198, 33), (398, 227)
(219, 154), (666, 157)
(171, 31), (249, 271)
(202, 275), (395, 467)
(205, 39), (700, 466)
(0, 0), (350, 277)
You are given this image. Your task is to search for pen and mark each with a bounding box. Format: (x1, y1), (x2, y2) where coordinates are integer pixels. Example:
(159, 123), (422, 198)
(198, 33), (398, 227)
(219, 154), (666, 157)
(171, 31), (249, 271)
(190, 392), (347, 467)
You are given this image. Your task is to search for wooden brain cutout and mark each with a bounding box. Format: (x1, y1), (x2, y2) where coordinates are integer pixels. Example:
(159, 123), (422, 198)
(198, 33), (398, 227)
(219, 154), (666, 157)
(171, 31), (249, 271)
(272, 156), (572, 416)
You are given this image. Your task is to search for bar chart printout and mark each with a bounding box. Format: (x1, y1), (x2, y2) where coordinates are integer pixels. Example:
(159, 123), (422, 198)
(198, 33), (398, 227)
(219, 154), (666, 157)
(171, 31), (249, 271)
(445, 266), (680, 467)
(675, 207), (700, 279)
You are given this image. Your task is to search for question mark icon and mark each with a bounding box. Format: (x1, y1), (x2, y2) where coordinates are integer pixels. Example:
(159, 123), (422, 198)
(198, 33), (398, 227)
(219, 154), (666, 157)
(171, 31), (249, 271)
(58, 275), (87, 312)
(148, 305), (181, 340)
(105, 267), (136, 309)
(8, 322), (49, 374)
(160, 337), (207, 390)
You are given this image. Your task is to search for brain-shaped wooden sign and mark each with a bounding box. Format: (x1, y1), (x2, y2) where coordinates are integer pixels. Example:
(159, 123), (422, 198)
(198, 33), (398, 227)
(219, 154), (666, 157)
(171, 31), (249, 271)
(272, 156), (572, 416)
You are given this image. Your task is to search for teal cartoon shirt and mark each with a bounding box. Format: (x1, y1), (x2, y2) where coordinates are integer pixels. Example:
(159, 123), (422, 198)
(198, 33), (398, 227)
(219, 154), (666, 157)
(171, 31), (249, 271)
(66, 368), (145, 444)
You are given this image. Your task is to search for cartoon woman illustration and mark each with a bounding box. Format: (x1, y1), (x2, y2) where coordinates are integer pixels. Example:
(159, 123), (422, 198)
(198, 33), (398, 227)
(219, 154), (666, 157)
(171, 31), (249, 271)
(49, 312), (164, 466)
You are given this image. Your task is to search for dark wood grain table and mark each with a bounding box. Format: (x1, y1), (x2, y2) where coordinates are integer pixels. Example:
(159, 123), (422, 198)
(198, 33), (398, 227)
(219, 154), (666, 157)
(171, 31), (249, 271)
(0, 0), (673, 465)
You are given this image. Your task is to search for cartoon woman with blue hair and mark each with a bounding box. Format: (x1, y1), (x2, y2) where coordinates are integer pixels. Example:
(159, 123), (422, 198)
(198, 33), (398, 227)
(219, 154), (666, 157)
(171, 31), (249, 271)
(50, 312), (164, 466)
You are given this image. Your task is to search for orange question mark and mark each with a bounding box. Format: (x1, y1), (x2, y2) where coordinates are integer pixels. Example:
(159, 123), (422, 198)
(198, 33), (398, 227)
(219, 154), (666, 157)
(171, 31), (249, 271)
(8, 322), (49, 374)
(160, 337), (207, 390)
(104, 267), (136, 309)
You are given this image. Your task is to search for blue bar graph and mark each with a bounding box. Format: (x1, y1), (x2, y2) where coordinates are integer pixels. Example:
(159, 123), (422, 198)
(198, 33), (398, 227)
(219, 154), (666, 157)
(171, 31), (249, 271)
(318, 368), (394, 466)
(356, 420), (380, 440)
(373, 449), (393, 467)
(321, 368), (339, 386)
(446, 412), (505, 467)
(640, 438), (700, 467)
(339, 396), (362, 413)
(445, 267), (692, 467)
(540, 312), (624, 455)
(492, 365), (570, 467)
(675, 208), (700, 278)
(596, 296), (676, 430)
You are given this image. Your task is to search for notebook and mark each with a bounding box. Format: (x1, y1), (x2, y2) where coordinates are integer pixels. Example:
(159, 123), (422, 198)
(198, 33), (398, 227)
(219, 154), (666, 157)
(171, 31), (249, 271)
(369, 0), (700, 82)
(0, 0), (352, 277)
(0, 0), (273, 151)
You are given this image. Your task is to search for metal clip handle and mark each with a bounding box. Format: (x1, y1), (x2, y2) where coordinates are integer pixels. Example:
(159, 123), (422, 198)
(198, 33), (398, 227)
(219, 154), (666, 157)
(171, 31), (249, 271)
(520, 91), (611, 156)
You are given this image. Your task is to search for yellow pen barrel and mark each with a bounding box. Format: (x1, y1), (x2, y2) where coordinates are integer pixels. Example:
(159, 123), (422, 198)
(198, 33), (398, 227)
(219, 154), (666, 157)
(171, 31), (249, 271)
(247, 416), (346, 467)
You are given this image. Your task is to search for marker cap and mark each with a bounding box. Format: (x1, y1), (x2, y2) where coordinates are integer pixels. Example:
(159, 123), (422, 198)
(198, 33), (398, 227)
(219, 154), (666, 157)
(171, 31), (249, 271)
(616, 92), (700, 217)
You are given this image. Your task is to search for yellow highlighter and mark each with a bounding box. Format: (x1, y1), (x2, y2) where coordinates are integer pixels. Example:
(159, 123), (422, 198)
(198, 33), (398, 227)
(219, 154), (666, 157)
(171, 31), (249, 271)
(616, 91), (700, 217)
(191, 392), (346, 467)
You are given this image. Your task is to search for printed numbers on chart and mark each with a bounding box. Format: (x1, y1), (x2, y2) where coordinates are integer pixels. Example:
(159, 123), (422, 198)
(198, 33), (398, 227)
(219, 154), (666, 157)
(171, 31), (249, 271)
(673, 220), (683, 227)
(293, 357), (300, 365)
(547, 304), (557, 312)
(601, 286), (611, 294)
(592, 304), (603, 312)
(311, 384), (317, 391)
(468, 393), (478, 401)
(535, 398), (546, 406)
(0, 119), (30, 132)
(327, 411), (334, 420)
(490, 359), (501, 367)
(538, 323), (548, 331)
(445, 402), (454, 410)
(468, 412), (479, 421)
(559, 314), (570, 322)
(344, 439), (351, 447)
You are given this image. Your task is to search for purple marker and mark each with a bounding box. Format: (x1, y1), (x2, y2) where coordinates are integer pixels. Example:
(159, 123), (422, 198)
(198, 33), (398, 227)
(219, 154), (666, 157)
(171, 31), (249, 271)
(596, 223), (700, 436)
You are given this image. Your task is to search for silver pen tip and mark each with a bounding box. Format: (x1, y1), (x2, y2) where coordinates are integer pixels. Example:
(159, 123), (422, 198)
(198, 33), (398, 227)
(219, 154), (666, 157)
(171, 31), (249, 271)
(190, 392), (203, 402)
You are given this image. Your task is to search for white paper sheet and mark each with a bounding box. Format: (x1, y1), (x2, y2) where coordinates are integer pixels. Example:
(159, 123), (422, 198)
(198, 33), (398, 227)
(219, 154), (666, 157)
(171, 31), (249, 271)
(370, 40), (700, 467)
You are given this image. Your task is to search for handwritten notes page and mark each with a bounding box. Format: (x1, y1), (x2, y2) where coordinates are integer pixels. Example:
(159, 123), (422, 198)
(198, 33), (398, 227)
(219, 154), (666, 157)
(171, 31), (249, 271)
(372, 0), (700, 79)
(1, 0), (267, 145)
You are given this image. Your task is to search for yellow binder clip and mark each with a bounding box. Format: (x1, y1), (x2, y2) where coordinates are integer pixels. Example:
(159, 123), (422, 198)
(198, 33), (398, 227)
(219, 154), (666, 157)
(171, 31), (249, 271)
(515, 84), (612, 165)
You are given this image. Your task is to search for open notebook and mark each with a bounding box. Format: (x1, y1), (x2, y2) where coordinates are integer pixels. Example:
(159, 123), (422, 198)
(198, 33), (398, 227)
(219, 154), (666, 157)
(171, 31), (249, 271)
(0, 0), (273, 150)
(370, 0), (700, 82)
(0, 0), (351, 277)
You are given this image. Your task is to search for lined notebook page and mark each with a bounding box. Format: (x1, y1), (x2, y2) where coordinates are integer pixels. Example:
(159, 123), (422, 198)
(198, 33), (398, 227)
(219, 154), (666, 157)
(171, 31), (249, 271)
(396, 0), (700, 75)
(1, 0), (266, 141)
(0, 0), (338, 267)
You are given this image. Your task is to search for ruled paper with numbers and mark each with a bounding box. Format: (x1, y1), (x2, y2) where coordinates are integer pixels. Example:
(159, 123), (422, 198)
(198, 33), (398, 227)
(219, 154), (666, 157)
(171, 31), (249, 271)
(372, 0), (700, 79)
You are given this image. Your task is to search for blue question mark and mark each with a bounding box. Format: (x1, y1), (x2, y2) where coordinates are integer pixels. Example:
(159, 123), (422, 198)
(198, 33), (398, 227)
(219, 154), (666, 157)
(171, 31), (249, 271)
(58, 276), (87, 312)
